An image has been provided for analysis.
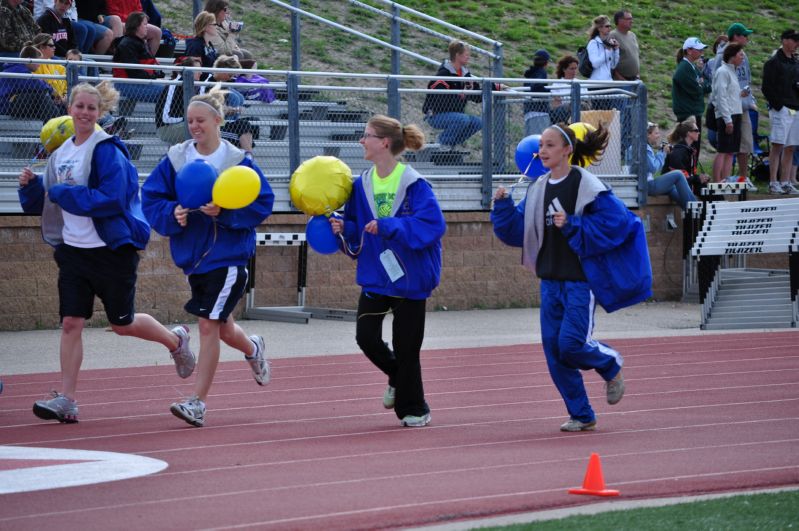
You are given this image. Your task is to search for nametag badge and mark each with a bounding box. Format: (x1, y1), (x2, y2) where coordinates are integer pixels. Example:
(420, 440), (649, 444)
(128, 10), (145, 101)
(379, 249), (404, 282)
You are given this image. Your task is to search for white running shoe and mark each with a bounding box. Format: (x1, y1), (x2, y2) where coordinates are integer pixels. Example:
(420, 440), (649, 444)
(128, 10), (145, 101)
(170, 325), (196, 379)
(769, 182), (787, 195)
(400, 413), (431, 427)
(383, 385), (396, 409)
(781, 182), (799, 195)
(560, 418), (596, 432)
(170, 396), (206, 427)
(246, 335), (271, 385)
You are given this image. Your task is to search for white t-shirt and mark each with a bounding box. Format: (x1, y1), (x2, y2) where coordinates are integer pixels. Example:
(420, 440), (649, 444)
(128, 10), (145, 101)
(54, 133), (105, 248)
(186, 142), (228, 173)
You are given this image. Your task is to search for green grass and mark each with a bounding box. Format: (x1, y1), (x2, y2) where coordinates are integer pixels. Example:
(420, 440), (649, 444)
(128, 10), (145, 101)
(477, 490), (799, 530)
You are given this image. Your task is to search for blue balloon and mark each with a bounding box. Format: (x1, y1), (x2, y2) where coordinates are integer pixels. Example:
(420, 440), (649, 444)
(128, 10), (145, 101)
(514, 134), (547, 179)
(306, 215), (339, 255)
(176, 159), (217, 209)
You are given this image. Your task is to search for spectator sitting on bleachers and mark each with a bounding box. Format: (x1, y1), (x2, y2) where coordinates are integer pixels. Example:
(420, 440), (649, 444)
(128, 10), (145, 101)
(662, 118), (710, 197)
(0, 0), (40, 56)
(155, 55), (201, 145)
(203, 0), (254, 68)
(111, 11), (163, 103)
(0, 45), (66, 121)
(28, 33), (67, 103)
(200, 54), (259, 151)
(106, 0), (161, 56)
(422, 39), (506, 150)
(36, 0), (114, 55)
(185, 11), (218, 69)
(75, 0), (123, 41)
(522, 48), (551, 136)
(35, 0), (79, 57)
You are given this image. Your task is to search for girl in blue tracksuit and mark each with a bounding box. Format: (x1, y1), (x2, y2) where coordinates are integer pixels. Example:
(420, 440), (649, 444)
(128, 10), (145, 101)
(141, 90), (275, 428)
(330, 115), (446, 427)
(491, 123), (651, 432)
(18, 81), (196, 424)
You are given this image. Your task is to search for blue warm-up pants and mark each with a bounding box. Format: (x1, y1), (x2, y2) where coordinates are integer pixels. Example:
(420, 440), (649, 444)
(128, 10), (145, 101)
(540, 279), (624, 423)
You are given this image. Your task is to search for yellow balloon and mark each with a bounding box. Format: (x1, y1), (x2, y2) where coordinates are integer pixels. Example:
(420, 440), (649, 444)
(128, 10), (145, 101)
(289, 156), (353, 216)
(568, 122), (598, 167)
(40, 116), (101, 153)
(212, 165), (261, 209)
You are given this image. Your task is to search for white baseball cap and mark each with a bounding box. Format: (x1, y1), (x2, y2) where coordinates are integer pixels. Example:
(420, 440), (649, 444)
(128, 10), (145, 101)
(683, 37), (707, 51)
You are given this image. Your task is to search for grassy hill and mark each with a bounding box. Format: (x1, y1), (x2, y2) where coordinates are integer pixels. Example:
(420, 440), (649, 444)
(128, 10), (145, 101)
(157, 0), (792, 133)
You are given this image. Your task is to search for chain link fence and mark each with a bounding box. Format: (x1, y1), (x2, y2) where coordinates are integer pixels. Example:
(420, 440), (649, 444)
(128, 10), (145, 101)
(0, 58), (648, 213)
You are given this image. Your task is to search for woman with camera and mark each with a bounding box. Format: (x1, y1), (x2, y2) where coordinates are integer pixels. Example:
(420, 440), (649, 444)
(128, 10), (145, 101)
(640, 122), (697, 210)
(586, 15), (619, 81)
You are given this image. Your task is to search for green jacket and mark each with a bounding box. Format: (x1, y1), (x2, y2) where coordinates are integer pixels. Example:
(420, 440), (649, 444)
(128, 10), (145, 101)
(671, 58), (711, 121)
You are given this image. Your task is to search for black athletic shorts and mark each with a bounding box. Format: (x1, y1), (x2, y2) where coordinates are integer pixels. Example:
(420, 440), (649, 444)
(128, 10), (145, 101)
(54, 243), (139, 326)
(185, 265), (248, 322)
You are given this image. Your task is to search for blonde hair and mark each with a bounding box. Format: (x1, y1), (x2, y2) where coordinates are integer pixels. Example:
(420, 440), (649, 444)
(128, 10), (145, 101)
(589, 15), (610, 39)
(26, 33), (53, 48)
(368, 114), (425, 156)
(69, 81), (120, 115)
(193, 11), (216, 37)
(189, 90), (226, 119)
(213, 54), (241, 69)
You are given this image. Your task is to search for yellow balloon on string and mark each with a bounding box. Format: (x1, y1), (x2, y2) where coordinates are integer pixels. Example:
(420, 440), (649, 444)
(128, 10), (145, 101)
(40, 116), (102, 153)
(289, 156), (353, 216)
(212, 165), (261, 209)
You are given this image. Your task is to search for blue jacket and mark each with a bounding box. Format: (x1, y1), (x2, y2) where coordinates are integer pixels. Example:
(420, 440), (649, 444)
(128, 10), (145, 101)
(340, 165), (446, 300)
(141, 139), (274, 275)
(18, 132), (150, 250)
(491, 166), (652, 312)
(0, 63), (55, 115)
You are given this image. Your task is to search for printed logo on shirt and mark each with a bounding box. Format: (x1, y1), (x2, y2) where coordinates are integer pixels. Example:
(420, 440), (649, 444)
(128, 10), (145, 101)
(545, 197), (564, 226)
(53, 30), (68, 42)
(375, 192), (395, 218)
(57, 160), (78, 186)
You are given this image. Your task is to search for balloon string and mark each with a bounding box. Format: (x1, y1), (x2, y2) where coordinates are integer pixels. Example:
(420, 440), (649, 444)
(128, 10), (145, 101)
(187, 218), (218, 275)
(339, 228), (366, 257)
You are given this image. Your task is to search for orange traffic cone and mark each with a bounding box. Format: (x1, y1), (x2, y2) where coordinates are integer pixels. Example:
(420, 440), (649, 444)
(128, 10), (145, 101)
(568, 453), (620, 496)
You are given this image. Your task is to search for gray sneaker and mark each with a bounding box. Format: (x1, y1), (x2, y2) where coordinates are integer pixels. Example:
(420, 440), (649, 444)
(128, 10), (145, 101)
(170, 396), (206, 427)
(33, 391), (78, 423)
(781, 182), (799, 195)
(382, 385), (396, 409)
(170, 325), (196, 379)
(560, 418), (596, 432)
(246, 335), (271, 385)
(606, 370), (625, 405)
(400, 413), (431, 427)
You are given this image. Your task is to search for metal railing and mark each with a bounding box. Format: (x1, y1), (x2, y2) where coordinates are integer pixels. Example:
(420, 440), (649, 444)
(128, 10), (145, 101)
(0, 58), (648, 213)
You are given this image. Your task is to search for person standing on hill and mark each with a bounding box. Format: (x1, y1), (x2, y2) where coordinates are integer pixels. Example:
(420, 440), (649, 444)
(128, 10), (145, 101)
(609, 10), (639, 81)
(672, 37), (712, 158)
(330, 115), (446, 428)
(761, 29), (799, 195)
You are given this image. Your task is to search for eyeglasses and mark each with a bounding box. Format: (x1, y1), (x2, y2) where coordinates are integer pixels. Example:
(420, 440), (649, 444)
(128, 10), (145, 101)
(603, 24), (612, 28)
(361, 133), (384, 140)
(46, 43), (56, 47)
(689, 128), (700, 132)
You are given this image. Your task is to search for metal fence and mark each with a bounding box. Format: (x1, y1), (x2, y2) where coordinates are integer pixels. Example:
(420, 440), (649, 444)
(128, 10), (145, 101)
(0, 57), (648, 213)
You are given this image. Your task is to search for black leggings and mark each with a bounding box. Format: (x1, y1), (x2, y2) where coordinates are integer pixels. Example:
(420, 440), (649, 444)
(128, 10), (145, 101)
(355, 291), (429, 419)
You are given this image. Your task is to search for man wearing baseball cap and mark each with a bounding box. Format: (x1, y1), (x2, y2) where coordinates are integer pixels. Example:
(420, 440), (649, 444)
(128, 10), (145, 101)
(672, 37), (712, 156)
(713, 23), (757, 190)
(761, 29), (799, 194)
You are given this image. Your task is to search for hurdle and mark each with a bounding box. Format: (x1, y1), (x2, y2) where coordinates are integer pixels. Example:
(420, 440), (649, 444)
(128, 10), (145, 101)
(244, 233), (356, 324)
(688, 198), (799, 328)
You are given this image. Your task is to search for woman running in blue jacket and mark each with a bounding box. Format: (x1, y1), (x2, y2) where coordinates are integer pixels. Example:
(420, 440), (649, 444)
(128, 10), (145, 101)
(141, 90), (274, 427)
(491, 122), (651, 432)
(330, 115), (446, 427)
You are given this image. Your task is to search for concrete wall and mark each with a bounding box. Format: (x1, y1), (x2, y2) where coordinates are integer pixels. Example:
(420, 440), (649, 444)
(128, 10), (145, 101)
(0, 198), (785, 331)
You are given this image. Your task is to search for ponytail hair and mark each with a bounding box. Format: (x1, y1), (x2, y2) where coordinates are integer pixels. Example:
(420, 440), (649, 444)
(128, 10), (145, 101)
(368, 114), (425, 156)
(548, 122), (609, 167)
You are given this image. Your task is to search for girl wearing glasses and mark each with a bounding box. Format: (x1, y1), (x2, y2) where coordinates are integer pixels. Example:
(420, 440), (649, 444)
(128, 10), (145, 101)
(586, 15), (619, 81)
(28, 33), (67, 103)
(491, 123), (651, 433)
(330, 115), (446, 428)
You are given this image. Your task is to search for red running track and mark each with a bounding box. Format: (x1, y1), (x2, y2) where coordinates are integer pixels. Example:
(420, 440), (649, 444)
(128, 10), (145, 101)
(1, 331), (798, 530)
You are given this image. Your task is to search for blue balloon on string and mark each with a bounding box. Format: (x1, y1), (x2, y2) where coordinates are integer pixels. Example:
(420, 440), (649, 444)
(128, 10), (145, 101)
(176, 159), (217, 209)
(514, 135), (547, 179)
(306, 215), (339, 255)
